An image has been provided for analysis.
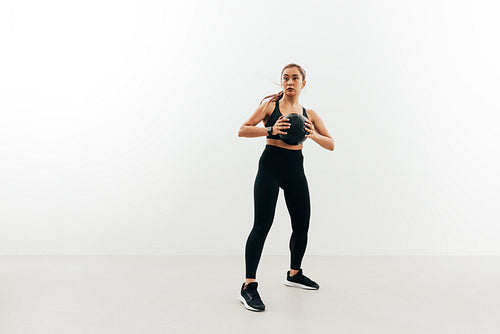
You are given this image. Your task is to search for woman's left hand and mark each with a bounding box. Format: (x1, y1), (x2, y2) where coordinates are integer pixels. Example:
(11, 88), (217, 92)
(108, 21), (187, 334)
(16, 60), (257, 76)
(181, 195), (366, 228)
(305, 119), (316, 139)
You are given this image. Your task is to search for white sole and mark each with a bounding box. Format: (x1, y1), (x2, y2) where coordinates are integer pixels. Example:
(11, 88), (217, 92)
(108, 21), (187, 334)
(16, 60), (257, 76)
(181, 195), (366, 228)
(285, 280), (319, 290)
(239, 295), (265, 312)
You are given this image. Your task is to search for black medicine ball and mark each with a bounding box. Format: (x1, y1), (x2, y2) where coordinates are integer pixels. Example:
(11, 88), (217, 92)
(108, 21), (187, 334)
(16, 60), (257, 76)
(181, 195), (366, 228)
(279, 113), (307, 145)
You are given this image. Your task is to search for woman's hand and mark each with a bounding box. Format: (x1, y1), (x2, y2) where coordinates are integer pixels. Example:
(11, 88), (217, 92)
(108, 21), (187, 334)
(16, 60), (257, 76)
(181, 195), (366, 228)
(305, 118), (316, 139)
(272, 115), (290, 135)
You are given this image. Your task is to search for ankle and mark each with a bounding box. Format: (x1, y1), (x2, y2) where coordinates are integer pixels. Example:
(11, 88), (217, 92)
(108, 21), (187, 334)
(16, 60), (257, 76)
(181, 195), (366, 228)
(244, 279), (256, 287)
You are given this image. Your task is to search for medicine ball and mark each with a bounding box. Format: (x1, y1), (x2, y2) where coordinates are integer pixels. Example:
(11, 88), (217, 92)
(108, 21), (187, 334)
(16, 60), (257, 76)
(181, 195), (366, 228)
(279, 113), (307, 145)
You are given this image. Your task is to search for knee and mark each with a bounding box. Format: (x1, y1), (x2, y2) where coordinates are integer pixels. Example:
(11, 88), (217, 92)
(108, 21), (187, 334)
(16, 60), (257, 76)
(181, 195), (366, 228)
(291, 227), (309, 238)
(291, 220), (310, 234)
(251, 221), (272, 237)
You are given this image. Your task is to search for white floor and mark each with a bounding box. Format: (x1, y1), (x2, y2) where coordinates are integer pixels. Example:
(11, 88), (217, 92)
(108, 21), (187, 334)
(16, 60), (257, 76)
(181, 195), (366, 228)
(0, 255), (499, 334)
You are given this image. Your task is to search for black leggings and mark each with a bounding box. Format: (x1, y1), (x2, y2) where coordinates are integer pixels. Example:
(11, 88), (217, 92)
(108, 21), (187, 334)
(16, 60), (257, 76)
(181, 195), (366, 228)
(245, 145), (311, 279)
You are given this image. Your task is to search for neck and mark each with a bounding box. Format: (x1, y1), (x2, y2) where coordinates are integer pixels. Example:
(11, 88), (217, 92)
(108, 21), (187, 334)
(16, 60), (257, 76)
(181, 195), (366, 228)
(280, 94), (300, 107)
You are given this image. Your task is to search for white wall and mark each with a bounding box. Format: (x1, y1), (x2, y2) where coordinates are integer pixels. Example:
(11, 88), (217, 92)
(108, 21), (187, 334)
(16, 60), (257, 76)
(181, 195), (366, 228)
(1, 0), (499, 255)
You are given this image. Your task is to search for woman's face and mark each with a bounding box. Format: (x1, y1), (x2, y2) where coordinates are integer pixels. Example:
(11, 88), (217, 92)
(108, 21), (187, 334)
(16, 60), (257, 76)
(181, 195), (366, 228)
(281, 67), (306, 96)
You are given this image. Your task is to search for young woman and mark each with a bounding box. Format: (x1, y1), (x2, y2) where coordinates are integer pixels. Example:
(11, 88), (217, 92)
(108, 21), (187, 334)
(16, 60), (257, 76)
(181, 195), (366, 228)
(238, 63), (334, 312)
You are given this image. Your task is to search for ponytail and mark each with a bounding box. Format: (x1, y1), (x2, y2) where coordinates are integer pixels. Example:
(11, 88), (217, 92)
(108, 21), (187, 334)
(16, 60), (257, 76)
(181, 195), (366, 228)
(259, 90), (284, 105)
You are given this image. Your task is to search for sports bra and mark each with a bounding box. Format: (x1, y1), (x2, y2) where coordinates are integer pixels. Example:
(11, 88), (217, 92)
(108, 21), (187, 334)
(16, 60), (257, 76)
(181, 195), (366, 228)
(265, 100), (309, 139)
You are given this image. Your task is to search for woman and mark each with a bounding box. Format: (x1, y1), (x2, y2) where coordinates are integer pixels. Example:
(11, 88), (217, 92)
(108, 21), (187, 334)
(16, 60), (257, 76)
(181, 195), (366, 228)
(238, 63), (334, 312)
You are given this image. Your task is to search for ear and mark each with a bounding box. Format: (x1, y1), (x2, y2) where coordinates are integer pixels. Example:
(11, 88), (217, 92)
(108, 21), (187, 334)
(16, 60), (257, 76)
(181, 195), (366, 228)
(302, 80), (306, 89)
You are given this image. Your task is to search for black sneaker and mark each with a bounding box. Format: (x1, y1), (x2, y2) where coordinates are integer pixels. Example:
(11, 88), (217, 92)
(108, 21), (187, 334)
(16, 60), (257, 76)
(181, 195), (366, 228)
(285, 269), (320, 290)
(239, 282), (265, 312)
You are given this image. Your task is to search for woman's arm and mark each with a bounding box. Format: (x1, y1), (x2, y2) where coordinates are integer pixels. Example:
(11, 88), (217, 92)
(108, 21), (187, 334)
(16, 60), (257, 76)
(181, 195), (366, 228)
(238, 100), (290, 138)
(305, 109), (335, 151)
(238, 100), (270, 137)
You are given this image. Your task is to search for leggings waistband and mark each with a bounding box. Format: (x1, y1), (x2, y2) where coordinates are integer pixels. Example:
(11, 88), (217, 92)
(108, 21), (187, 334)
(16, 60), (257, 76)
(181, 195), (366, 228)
(264, 144), (303, 154)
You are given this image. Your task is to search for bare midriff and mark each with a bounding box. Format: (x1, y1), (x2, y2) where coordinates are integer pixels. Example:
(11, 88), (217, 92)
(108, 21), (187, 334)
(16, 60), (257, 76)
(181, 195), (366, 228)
(266, 138), (303, 150)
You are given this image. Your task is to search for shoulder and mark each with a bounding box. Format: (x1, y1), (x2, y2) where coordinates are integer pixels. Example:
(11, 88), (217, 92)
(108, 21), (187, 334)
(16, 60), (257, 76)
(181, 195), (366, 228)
(260, 98), (277, 115)
(305, 108), (319, 120)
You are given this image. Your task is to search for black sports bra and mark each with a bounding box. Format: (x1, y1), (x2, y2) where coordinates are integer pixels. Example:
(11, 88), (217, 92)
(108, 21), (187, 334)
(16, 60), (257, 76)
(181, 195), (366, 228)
(265, 100), (308, 139)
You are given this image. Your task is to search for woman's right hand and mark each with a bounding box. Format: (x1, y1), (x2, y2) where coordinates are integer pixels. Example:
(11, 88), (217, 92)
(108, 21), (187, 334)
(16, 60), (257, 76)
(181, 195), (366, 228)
(272, 115), (290, 135)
